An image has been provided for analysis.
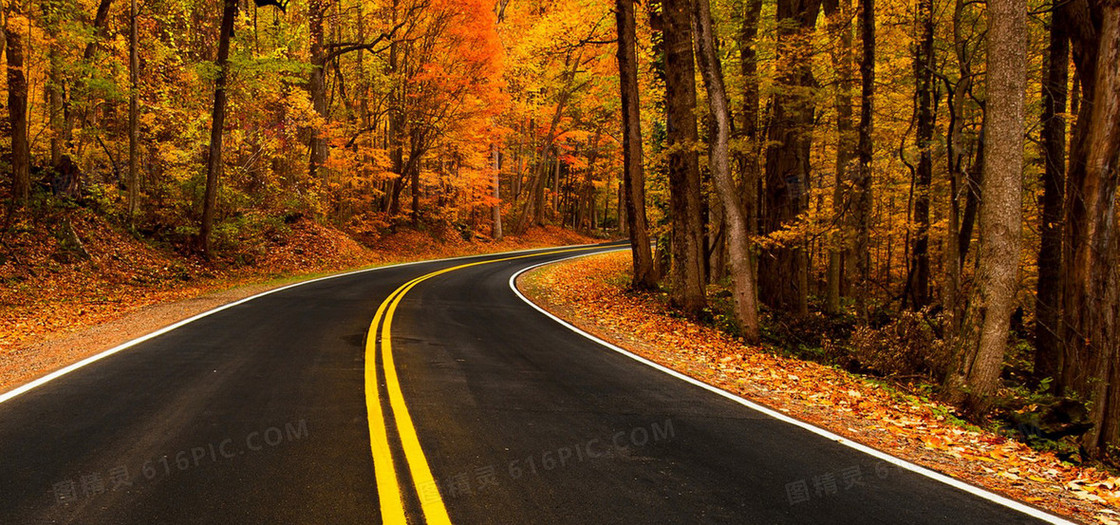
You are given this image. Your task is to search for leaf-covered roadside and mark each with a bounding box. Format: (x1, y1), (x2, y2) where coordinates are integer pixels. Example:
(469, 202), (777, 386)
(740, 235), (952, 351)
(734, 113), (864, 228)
(0, 207), (596, 394)
(519, 251), (1120, 525)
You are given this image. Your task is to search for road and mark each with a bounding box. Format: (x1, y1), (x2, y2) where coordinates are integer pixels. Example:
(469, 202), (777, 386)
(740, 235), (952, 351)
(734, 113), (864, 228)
(0, 243), (1067, 524)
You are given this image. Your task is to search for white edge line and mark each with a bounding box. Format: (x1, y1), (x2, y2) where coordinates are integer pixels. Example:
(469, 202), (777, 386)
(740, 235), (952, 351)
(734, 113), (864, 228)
(0, 242), (603, 406)
(509, 250), (1076, 525)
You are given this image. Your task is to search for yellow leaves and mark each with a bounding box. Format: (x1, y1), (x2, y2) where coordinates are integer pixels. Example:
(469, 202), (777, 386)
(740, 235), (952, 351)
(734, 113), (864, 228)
(5, 14), (30, 34)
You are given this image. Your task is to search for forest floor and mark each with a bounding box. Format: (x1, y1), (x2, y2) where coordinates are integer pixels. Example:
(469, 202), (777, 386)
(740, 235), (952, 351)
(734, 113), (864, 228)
(0, 207), (600, 394)
(518, 251), (1120, 525)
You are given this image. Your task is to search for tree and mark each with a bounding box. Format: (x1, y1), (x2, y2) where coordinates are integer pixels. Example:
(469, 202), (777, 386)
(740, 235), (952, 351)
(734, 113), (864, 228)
(199, 0), (239, 256)
(853, 0), (874, 322)
(692, 0), (760, 342)
(824, 0), (855, 314)
(905, 0), (935, 309)
(4, 0), (30, 208)
(1033, 1), (1068, 386)
(492, 145), (503, 240)
(1060, 0), (1120, 457)
(128, 0), (140, 220)
(736, 0), (763, 243)
(942, 0), (983, 338)
(307, 0), (329, 180)
(944, 0), (1026, 414)
(659, 0), (707, 317)
(615, 0), (658, 290)
(761, 0), (821, 316)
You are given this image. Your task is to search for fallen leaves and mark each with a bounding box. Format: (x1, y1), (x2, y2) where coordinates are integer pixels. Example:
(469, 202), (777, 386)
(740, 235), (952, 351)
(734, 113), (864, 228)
(520, 251), (1119, 524)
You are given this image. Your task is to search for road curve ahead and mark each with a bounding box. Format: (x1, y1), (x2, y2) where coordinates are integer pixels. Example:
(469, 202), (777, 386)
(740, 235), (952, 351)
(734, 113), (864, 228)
(0, 243), (1067, 524)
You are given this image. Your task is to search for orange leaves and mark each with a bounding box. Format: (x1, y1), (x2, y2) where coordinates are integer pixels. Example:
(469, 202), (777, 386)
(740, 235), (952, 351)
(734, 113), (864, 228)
(521, 251), (1118, 524)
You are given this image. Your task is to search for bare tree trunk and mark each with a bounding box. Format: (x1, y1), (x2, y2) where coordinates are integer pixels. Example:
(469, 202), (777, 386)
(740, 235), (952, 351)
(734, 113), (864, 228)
(662, 0), (707, 316)
(492, 145), (503, 240)
(411, 131), (421, 226)
(854, 0), (875, 322)
(42, 0), (63, 168)
(127, 0), (140, 220)
(552, 151), (560, 220)
(761, 0), (820, 316)
(1063, 2), (1120, 457)
(307, 0), (329, 181)
(943, 0), (977, 339)
(5, 4), (30, 208)
(737, 0), (762, 245)
(908, 0), (935, 309)
(1059, 0), (1104, 401)
(693, 0), (761, 342)
(825, 0), (855, 313)
(200, 0), (238, 256)
(944, 0), (1025, 414)
(1034, 4), (1068, 386)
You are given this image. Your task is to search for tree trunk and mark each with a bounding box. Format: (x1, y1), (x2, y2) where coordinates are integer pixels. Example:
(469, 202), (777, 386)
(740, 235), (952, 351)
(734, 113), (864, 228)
(662, 0), (707, 317)
(307, 0), (329, 180)
(854, 0), (875, 322)
(959, 116), (985, 260)
(944, 0), (1025, 415)
(492, 145), (503, 240)
(1034, 4), (1068, 386)
(1059, 0), (1103, 400)
(43, 0), (63, 168)
(693, 0), (761, 342)
(5, 5), (30, 208)
(737, 0), (763, 245)
(762, 0), (820, 316)
(411, 130), (421, 226)
(1062, 2), (1120, 457)
(943, 0), (977, 339)
(825, 0), (855, 313)
(128, 0), (139, 220)
(908, 0), (935, 309)
(200, 0), (238, 256)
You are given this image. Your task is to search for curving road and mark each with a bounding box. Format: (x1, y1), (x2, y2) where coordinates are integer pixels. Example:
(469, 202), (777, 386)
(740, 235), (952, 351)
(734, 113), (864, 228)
(0, 243), (1069, 524)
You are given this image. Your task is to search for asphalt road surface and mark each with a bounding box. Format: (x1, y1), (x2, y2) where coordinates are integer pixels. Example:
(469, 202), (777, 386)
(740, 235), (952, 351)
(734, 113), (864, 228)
(0, 243), (1069, 524)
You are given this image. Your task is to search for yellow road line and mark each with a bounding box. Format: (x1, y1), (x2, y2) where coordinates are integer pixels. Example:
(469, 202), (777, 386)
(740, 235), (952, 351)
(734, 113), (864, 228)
(366, 246), (605, 524)
(364, 279), (419, 524)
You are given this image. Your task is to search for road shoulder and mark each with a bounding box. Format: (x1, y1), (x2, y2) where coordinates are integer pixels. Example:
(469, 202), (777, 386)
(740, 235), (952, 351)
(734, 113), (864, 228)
(517, 251), (1116, 525)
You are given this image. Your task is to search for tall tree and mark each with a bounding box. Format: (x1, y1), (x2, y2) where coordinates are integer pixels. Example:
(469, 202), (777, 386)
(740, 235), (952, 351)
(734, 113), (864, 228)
(1033, 2), (1068, 386)
(615, 0), (658, 289)
(942, 0), (981, 338)
(660, 0), (707, 317)
(944, 0), (1026, 414)
(4, 1), (30, 208)
(736, 0), (763, 240)
(693, 0), (760, 341)
(492, 146), (503, 240)
(42, 0), (63, 169)
(200, 0), (239, 256)
(824, 0), (855, 313)
(854, 0), (874, 321)
(307, 0), (329, 180)
(1061, 0), (1120, 457)
(906, 0), (935, 309)
(761, 0), (821, 316)
(128, 0), (140, 220)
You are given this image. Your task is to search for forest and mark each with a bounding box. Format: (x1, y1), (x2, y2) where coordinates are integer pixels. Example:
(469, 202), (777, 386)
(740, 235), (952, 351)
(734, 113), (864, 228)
(1, 0), (1118, 464)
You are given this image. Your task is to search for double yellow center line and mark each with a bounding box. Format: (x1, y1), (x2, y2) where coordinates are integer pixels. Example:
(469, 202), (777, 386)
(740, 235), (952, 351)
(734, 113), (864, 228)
(363, 246), (605, 524)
